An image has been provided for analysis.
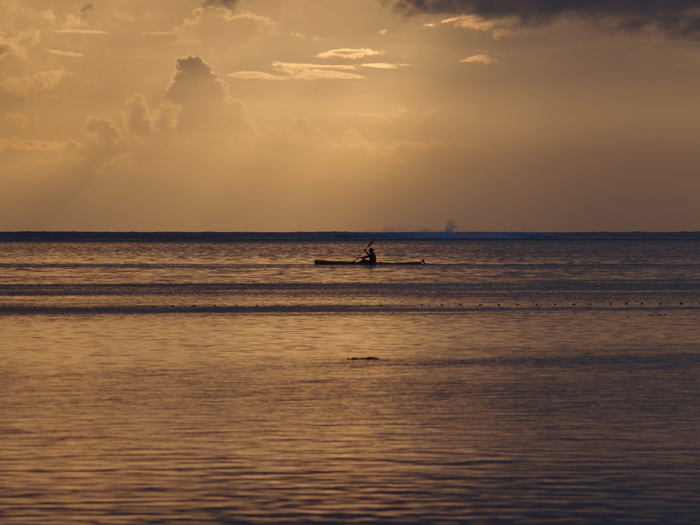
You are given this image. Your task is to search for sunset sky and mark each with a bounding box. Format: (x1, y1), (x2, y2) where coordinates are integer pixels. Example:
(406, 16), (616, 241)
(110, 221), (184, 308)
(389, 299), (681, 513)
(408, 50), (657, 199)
(2, 0), (700, 232)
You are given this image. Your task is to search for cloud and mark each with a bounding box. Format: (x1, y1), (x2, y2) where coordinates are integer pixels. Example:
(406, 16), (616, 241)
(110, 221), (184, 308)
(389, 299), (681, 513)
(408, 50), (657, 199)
(47, 49), (85, 58)
(317, 48), (386, 60)
(4, 111), (31, 133)
(0, 3), (56, 60)
(121, 94), (177, 136)
(0, 69), (66, 98)
(166, 55), (248, 136)
(82, 115), (123, 146)
(442, 14), (498, 31)
(174, 7), (276, 47)
(229, 61), (364, 80)
(0, 2), (56, 60)
(436, 14), (519, 39)
(167, 56), (231, 105)
(0, 137), (66, 154)
(78, 115), (126, 166)
(123, 94), (154, 136)
(51, 29), (108, 35)
(361, 62), (409, 69)
(0, 29), (42, 60)
(273, 62), (365, 80)
(227, 71), (287, 81)
(388, 0), (700, 37)
(202, 0), (238, 9)
(228, 58), (408, 81)
(460, 54), (498, 64)
(142, 31), (174, 37)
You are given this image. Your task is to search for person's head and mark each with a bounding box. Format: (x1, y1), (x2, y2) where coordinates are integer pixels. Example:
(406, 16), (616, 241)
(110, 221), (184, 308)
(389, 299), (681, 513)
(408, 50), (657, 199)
(369, 248), (374, 253)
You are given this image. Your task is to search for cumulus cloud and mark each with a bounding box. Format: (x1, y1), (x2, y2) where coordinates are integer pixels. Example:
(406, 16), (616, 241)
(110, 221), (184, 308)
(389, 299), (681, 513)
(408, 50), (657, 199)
(166, 55), (248, 136)
(79, 115), (126, 166)
(121, 94), (178, 137)
(167, 56), (231, 105)
(82, 115), (123, 146)
(124, 94), (154, 136)
(388, 0), (700, 37)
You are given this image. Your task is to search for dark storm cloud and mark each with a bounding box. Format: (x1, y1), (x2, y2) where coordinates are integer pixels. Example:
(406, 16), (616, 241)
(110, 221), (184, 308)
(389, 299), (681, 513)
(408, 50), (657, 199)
(388, 0), (700, 37)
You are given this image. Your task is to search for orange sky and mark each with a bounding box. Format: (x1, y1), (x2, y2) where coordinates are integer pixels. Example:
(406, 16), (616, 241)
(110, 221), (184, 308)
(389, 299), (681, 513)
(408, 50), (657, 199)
(2, 0), (700, 231)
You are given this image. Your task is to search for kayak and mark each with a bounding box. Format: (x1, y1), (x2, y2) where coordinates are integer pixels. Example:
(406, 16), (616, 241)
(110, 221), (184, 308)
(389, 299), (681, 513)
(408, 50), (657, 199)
(314, 259), (425, 265)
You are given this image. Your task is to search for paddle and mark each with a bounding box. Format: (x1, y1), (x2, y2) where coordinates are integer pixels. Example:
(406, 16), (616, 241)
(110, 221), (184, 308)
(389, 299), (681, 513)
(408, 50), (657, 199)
(352, 241), (373, 263)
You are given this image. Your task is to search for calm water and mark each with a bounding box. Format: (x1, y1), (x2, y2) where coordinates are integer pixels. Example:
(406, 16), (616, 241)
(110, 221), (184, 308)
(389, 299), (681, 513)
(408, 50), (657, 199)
(1, 235), (699, 524)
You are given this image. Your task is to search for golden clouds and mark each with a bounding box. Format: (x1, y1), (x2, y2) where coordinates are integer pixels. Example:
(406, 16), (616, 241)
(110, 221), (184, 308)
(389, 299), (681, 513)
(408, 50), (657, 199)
(174, 6), (276, 47)
(229, 59), (409, 80)
(51, 29), (108, 34)
(80, 115), (126, 164)
(166, 56), (249, 136)
(0, 69), (66, 98)
(0, 2), (53, 61)
(47, 49), (85, 58)
(124, 94), (155, 135)
(436, 15), (519, 39)
(459, 54), (497, 65)
(316, 48), (385, 60)
(1, 0), (700, 231)
(0, 28), (42, 61)
(0, 137), (66, 154)
(229, 47), (406, 81)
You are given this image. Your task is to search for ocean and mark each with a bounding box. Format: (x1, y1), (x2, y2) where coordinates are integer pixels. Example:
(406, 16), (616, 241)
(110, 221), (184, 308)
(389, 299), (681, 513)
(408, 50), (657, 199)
(1, 232), (699, 524)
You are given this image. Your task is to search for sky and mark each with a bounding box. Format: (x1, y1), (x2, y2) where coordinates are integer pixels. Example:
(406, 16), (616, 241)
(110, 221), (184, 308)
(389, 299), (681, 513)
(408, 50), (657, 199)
(2, 0), (700, 232)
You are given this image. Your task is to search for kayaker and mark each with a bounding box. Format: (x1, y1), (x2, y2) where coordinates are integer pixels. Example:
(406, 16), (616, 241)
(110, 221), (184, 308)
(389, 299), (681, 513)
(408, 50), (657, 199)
(360, 247), (377, 264)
